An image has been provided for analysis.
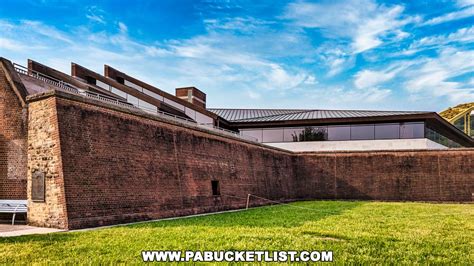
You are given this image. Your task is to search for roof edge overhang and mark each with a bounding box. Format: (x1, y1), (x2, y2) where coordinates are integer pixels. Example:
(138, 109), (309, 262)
(231, 113), (435, 128)
(0, 57), (28, 107)
(427, 113), (474, 147)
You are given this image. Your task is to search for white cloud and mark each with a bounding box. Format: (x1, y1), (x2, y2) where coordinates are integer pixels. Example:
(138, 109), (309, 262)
(204, 17), (273, 33)
(356, 87), (392, 103)
(0, 16), (316, 110)
(404, 48), (474, 103)
(356, 47), (474, 104)
(283, 0), (416, 53)
(86, 6), (106, 24)
(118, 22), (128, 34)
(422, 6), (474, 26)
(327, 57), (349, 76)
(246, 90), (261, 100)
(86, 14), (105, 24)
(262, 63), (307, 89)
(456, 0), (474, 7)
(402, 26), (474, 55)
(0, 38), (28, 51)
(315, 46), (355, 76)
(354, 59), (422, 89)
(304, 86), (392, 108)
(354, 70), (396, 89)
(304, 75), (317, 85)
(20, 20), (73, 44)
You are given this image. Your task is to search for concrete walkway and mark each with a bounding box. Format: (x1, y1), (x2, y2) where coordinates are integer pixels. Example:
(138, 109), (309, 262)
(0, 224), (64, 237)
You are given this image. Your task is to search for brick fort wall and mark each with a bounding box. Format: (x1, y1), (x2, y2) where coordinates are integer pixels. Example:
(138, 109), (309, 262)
(24, 91), (474, 229)
(43, 92), (297, 229)
(296, 150), (473, 202)
(0, 63), (27, 199)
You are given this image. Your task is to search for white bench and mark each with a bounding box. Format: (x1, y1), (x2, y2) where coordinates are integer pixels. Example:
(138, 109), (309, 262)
(0, 200), (27, 225)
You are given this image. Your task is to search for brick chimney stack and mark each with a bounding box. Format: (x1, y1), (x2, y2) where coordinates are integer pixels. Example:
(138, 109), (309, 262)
(175, 87), (206, 109)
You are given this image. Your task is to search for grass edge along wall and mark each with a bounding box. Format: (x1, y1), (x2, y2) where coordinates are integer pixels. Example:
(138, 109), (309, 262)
(25, 90), (474, 229)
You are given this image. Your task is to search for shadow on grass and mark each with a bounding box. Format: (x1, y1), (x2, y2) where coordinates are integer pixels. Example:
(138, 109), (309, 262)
(129, 200), (366, 229)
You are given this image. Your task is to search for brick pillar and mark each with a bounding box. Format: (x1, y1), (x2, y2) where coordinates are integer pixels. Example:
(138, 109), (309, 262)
(27, 95), (69, 229)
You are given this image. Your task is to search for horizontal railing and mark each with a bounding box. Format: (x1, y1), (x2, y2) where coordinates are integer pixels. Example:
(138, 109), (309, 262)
(13, 63), (258, 142)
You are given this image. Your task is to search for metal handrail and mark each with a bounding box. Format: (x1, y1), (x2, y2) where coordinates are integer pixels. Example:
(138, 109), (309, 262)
(13, 63), (258, 142)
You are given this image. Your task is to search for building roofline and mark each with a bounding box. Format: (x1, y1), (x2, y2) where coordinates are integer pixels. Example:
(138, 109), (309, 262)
(72, 62), (192, 117)
(231, 112), (474, 147)
(27, 59), (121, 99)
(104, 65), (220, 120)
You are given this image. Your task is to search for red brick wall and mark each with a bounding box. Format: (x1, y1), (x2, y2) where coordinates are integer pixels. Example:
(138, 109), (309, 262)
(0, 64), (27, 199)
(296, 150), (474, 202)
(26, 91), (473, 229)
(50, 93), (296, 229)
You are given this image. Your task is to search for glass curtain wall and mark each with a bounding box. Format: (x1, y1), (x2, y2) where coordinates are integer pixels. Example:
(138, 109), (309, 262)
(239, 122), (425, 143)
(471, 111), (474, 137)
(425, 127), (462, 148)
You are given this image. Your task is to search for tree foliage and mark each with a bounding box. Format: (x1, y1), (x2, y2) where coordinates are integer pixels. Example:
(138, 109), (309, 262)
(292, 127), (327, 142)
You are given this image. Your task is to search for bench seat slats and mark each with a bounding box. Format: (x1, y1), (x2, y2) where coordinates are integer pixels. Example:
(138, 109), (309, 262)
(0, 200), (28, 204)
(0, 201), (28, 213)
(0, 200), (28, 225)
(0, 209), (27, 213)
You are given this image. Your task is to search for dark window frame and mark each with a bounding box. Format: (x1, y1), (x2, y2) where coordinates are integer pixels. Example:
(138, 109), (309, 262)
(211, 180), (220, 196)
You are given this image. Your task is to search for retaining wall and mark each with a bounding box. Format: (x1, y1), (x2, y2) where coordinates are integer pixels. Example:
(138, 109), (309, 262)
(20, 91), (474, 229)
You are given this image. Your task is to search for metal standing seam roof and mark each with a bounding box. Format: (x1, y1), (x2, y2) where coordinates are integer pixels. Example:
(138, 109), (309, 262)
(208, 108), (431, 122)
(208, 108), (306, 121)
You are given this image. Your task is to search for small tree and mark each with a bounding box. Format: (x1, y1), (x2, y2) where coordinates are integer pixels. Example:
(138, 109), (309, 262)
(292, 127), (327, 142)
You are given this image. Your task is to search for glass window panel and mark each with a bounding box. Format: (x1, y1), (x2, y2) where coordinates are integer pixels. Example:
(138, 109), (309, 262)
(350, 124), (375, 140)
(328, 126), (351, 141)
(111, 87), (127, 99)
(138, 100), (158, 112)
(470, 113), (474, 137)
(127, 94), (139, 106)
(96, 80), (110, 91)
(143, 89), (164, 101)
(375, 123), (400, 139)
(185, 107), (196, 121)
(400, 122), (424, 139)
(124, 80), (143, 92)
(284, 128), (304, 142)
(426, 126), (462, 148)
(164, 98), (185, 111)
(262, 129), (284, 143)
(195, 112), (213, 125)
(240, 129), (263, 143)
(453, 116), (465, 132)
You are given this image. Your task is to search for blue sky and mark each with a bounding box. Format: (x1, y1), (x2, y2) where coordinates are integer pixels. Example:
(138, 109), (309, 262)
(0, 0), (473, 111)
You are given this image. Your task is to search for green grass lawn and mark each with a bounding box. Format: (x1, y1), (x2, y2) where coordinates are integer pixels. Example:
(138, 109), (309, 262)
(0, 201), (472, 264)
